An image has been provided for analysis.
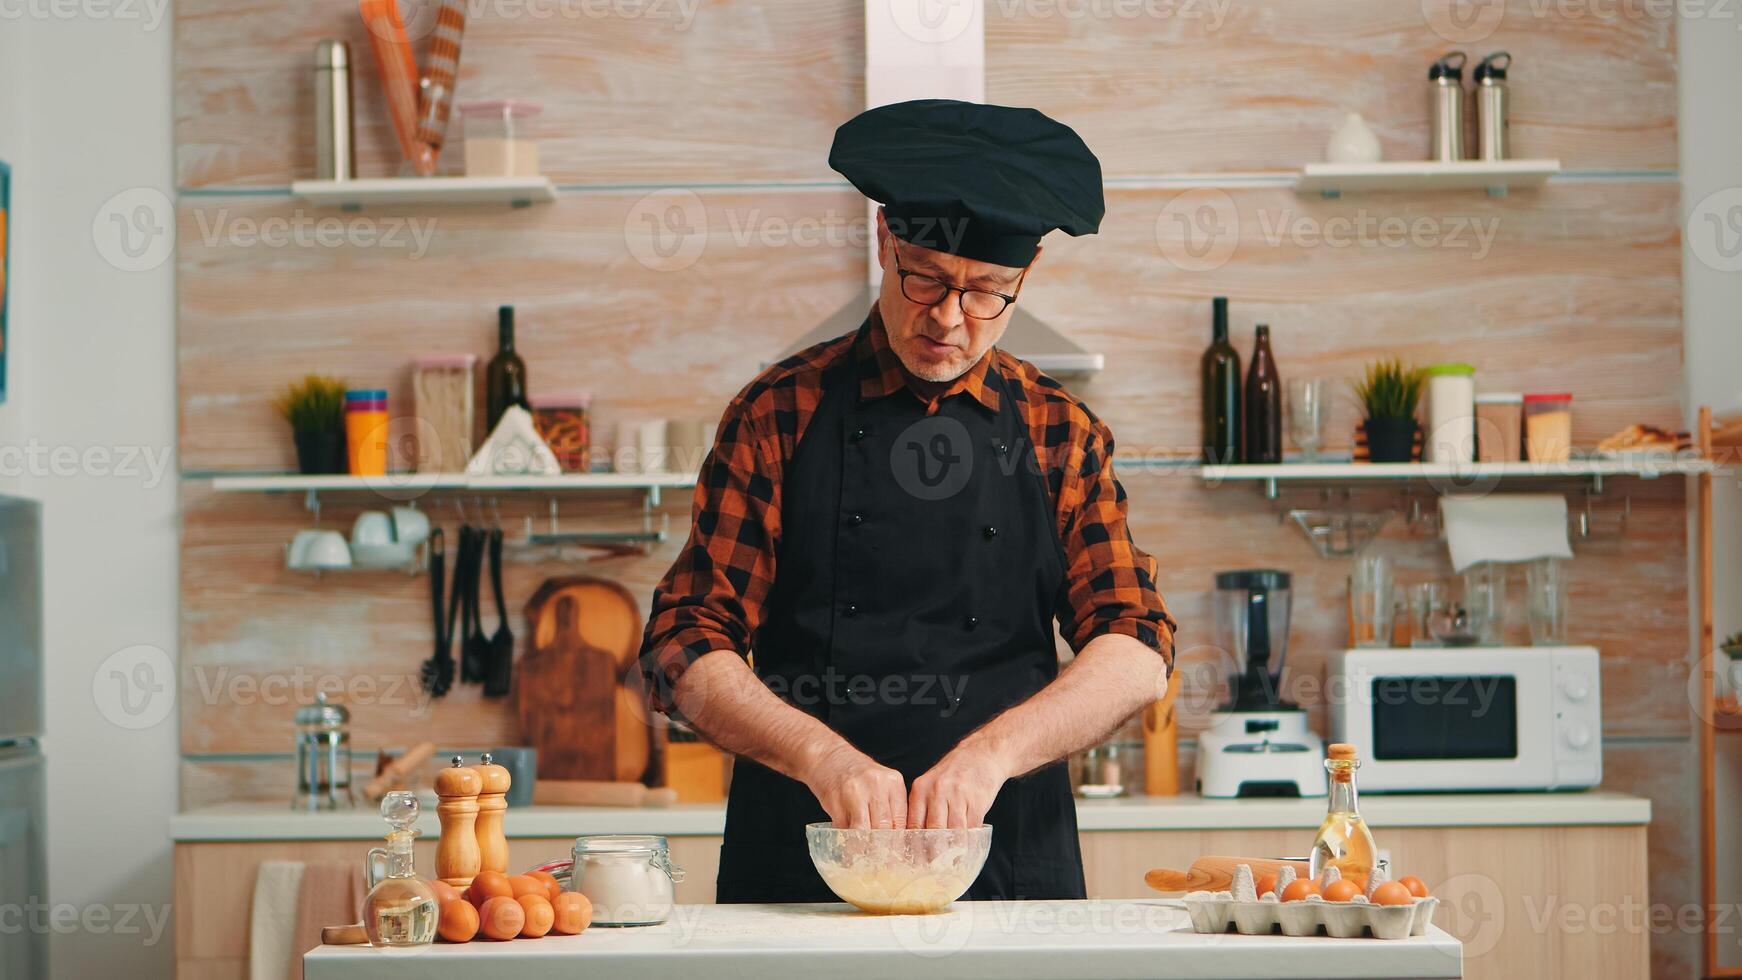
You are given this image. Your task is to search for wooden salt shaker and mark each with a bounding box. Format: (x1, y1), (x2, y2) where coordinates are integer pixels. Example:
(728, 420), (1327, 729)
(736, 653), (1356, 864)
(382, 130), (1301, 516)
(434, 756), (482, 888)
(474, 753), (512, 876)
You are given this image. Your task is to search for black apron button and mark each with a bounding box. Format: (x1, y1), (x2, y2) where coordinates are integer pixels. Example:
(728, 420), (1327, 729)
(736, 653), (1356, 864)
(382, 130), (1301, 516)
(851, 428), (867, 442)
(844, 603), (859, 617)
(994, 440), (1009, 455)
(983, 525), (997, 540)
(964, 615), (979, 631)
(848, 512), (864, 527)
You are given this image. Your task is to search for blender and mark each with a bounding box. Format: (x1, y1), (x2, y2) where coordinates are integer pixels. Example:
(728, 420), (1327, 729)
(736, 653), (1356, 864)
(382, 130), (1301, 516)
(1195, 570), (1327, 798)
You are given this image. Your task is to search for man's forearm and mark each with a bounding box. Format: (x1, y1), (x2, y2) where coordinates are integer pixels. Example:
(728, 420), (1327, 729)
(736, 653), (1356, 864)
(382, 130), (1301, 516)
(668, 648), (851, 783)
(959, 632), (1169, 779)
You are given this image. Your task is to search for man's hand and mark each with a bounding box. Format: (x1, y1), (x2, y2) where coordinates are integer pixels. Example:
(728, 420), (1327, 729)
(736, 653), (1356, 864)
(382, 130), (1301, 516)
(908, 742), (1012, 829)
(802, 741), (909, 829)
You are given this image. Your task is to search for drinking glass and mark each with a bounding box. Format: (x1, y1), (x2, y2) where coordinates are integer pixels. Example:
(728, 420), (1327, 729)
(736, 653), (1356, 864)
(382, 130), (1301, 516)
(1462, 563), (1507, 645)
(1407, 581), (1446, 647)
(1350, 554), (1395, 648)
(1526, 558), (1570, 645)
(1287, 379), (1328, 460)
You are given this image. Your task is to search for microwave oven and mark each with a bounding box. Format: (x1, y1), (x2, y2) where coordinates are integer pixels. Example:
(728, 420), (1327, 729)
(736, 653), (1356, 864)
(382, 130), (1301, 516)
(1327, 646), (1602, 793)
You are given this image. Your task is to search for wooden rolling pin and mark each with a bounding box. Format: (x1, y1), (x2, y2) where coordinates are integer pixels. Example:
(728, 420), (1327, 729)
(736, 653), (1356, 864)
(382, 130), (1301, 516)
(363, 741), (436, 801)
(1145, 855), (1312, 894)
(533, 780), (679, 808)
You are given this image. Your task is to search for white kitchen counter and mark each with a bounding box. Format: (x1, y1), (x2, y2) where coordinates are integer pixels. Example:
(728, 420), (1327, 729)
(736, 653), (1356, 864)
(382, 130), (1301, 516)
(301, 901), (1462, 980)
(174, 791), (1648, 842)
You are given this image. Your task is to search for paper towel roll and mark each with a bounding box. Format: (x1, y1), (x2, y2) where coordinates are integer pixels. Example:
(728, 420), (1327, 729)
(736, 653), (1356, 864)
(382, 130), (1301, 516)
(1439, 494), (1574, 573)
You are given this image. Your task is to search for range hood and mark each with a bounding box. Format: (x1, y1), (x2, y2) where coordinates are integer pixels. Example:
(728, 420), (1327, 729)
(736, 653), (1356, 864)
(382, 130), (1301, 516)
(774, 1), (1103, 377)
(778, 288), (1104, 375)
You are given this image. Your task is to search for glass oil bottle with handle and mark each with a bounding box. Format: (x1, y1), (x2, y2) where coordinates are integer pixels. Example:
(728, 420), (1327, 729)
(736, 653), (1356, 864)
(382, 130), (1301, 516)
(1309, 743), (1377, 883)
(362, 791), (439, 948)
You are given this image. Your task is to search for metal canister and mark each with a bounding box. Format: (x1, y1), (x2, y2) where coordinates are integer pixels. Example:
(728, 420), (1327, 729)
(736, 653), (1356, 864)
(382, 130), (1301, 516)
(1429, 52), (1468, 162)
(313, 40), (356, 181)
(1475, 52), (1511, 161)
(293, 693), (355, 810)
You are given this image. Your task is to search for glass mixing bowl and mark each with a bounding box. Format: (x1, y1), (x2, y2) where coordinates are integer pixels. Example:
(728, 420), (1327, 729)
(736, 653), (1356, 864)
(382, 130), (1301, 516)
(805, 823), (992, 915)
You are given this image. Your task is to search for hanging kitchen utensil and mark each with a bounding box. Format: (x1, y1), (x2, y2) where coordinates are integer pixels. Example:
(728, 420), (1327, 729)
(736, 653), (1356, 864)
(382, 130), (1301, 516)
(482, 526), (514, 698)
(517, 577), (662, 783)
(454, 526), (482, 685)
(462, 524), (491, 686)
(419, 529), (452, 697)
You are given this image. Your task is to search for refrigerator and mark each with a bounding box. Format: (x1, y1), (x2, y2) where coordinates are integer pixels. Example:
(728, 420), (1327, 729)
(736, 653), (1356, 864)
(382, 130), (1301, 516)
(0, 496), (46, 980)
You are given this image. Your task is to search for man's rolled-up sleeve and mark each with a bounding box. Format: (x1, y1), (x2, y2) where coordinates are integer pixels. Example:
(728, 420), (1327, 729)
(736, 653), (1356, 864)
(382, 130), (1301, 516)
(1054, 417), (1176, 674)
(638, 398), (782, 713)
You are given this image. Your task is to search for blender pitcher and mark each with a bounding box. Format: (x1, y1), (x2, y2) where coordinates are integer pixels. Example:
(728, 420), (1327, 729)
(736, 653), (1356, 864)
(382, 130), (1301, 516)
(1214, 570), (1294, 710)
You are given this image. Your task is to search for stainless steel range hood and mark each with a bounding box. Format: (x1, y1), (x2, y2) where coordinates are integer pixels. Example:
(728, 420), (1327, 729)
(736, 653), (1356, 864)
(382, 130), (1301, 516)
(771, 1), (1103, 377)
(776, 288), (1104, 376)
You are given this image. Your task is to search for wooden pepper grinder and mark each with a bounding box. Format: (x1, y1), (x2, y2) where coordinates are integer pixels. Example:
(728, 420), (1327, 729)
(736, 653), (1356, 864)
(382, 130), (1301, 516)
(434, 756), (482, 888)
(473, 753), (511, 876)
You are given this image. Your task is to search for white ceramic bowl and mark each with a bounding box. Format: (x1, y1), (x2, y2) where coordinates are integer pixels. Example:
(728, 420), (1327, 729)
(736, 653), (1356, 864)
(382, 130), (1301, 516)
(804, 823), (991, 915)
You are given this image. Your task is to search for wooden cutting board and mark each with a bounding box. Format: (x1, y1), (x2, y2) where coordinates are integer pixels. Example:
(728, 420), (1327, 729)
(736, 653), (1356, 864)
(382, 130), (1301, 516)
(517, 577), (662, 784)
(1145, 855), (1313, 894)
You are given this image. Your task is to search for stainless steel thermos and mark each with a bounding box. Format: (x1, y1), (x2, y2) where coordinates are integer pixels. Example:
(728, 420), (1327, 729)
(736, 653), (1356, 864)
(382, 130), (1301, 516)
(314, 40), (357, 182)
(1475, 52), (1512, 161)
(1429, 52), (1468, 162)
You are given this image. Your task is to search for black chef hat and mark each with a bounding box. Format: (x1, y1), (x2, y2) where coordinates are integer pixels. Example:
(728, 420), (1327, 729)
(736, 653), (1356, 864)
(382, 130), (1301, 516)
(829, 99), (1105, 268)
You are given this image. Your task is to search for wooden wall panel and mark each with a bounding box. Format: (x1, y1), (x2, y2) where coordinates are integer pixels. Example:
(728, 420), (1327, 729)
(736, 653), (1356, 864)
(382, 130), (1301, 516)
(177, 189), (866, 470)
(988, 0), (1677, 174)
(175, 0), (864, 188)
(174, 0), (1676, 189)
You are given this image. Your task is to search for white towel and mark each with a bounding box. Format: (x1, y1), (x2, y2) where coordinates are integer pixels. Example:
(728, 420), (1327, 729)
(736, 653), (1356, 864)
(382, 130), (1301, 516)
(1439, 494), (1574, 573)
(248, 861), (305, 980)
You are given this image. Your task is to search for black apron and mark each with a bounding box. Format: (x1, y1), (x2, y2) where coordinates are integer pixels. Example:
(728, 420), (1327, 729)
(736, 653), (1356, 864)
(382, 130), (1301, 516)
(716, 320), (1085, 903)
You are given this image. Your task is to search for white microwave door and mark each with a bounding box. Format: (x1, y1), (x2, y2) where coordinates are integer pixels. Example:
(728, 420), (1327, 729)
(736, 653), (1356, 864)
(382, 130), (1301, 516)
(1348, 652), (1557, 791)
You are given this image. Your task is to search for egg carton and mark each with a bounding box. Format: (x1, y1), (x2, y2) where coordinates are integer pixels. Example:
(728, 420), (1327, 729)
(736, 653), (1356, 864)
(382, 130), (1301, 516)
(1180, 892), (1439, 941)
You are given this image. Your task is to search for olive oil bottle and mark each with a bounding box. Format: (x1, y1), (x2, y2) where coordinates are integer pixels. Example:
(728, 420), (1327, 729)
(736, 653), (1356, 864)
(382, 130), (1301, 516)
(1309, 743), (1377, 883)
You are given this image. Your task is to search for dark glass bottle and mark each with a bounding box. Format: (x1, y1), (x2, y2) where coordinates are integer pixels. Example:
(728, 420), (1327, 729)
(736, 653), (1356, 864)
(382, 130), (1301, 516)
(1243, 324), (1283, 464)
(1200, 297), (1242, 465)
(485, 305), (529, 434)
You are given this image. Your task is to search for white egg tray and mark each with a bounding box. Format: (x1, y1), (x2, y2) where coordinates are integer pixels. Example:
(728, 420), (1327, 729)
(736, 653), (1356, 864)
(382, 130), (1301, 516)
(1180, 892), (1439, 941)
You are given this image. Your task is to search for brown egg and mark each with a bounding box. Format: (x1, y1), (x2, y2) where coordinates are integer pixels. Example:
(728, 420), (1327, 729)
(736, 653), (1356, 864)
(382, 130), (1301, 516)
(1397, 875), (1430, 899)
(517, 894), (554, 938)
(528, 870), (563, 905)
(429, 881), (462, 906)
(1322, 879), (1363, 903)
(437, 899), (479, 943)
(551, 892), (593, 935)
(467, 872), (514, 909)
(1346, 874), (1369, 894)
(1371, 881), (1415, 906)
(478, 895), (526, 941)
(1279, 879), (1321, 902)
(509, 875), (547, 900)
(1254, 873), (1278, 899)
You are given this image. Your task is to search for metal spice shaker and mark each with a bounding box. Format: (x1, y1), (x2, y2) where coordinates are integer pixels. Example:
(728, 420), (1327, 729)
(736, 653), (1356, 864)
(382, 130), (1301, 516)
(314, 40), (357, 181)
(1429, 51), (1468, 162)
(1475, 52), (1511, 161)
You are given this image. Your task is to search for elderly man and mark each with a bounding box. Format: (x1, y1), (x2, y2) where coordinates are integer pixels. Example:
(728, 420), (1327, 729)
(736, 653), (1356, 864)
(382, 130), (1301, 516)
(639, 99), (1174, 904)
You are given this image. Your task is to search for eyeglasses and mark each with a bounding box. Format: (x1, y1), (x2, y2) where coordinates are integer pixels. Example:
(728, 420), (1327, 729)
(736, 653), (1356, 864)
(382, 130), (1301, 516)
(891, 241), (1025, 320)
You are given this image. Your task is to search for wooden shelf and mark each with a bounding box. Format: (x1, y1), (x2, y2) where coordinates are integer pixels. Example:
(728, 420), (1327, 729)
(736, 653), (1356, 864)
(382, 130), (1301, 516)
(206, 472), (696, 493)
(1712, 413), (1742, 451)
(290, 176), (558, 209)
(1294, 159), (1561, 195)
(1119, 457), (1713, 482)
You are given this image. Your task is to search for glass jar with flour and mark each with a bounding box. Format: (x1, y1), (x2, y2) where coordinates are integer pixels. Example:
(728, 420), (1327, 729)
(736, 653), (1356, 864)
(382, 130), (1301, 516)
(570, 835), (686, 925)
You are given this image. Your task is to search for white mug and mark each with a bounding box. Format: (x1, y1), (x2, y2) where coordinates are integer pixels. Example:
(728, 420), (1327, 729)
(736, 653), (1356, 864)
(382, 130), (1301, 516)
(288, 530), (352, 570)
(389, 506), (430, 545)
(351, 511), (395, 548)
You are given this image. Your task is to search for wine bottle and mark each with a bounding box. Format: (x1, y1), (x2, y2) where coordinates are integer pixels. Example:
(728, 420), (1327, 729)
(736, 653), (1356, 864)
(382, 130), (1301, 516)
(484, 305), (528, 434)
(1243, 324), (1282, 464)
(1200, 297), (1242, 465)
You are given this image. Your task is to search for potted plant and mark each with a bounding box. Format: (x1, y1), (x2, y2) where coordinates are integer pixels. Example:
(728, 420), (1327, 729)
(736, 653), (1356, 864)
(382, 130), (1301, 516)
(1353, 360), (1426, 463)
(275, 375), (348, 475)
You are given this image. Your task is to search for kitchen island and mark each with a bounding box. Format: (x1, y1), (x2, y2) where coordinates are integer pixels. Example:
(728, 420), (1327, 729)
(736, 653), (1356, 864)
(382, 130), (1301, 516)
(302, 901), (1463, 980)
(178, 793), (1647, 980)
